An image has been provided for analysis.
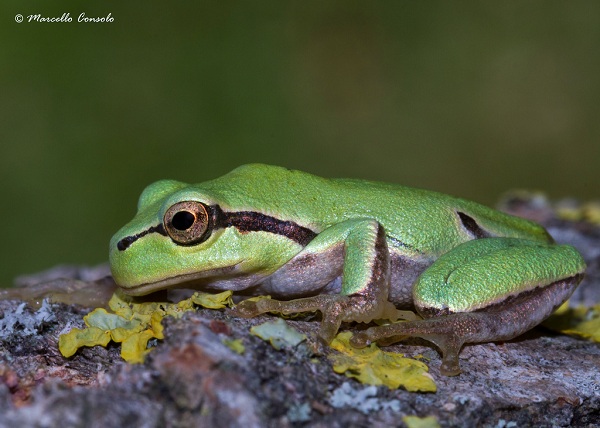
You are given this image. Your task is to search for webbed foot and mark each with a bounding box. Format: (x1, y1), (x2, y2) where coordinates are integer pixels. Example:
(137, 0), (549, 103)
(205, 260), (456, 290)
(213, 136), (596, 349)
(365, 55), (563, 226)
(350, 319), (464, 376)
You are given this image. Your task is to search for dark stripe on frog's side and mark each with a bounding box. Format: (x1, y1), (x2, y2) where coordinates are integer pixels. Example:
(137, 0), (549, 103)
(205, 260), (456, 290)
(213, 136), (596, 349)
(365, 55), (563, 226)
(117, 224), (167, 251)
(117, 205), (317, 251)
(211, 205), (317, 247)
(386, 235), (424, 254)
(457, 211), (492, 239)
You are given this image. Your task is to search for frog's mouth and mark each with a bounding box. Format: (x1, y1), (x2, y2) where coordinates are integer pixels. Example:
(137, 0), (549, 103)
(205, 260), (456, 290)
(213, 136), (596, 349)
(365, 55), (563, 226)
(116, 263), (250, 296)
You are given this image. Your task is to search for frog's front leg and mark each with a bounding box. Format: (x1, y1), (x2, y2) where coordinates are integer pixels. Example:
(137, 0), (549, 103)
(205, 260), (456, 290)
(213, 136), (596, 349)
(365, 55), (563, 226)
(350, 238), (586, 376)
(232, 219), (409, 343)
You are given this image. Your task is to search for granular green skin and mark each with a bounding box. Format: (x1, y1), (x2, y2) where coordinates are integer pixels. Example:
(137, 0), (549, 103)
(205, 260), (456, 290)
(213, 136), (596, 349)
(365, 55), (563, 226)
(110, 164), (552, 292)
(413, 238), (586, 312)
(108, 164), (586, 375)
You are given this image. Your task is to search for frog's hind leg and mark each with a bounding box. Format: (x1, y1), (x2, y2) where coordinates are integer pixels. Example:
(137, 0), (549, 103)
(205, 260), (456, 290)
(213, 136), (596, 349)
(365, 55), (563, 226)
(232, 219), (408, 343)
(351, 238), (586, 375)
(351, 273), (584, 376)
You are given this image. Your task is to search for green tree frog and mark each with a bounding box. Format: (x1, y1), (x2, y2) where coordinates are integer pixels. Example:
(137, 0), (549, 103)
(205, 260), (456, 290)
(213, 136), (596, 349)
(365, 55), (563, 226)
(109, 164), (585, 376)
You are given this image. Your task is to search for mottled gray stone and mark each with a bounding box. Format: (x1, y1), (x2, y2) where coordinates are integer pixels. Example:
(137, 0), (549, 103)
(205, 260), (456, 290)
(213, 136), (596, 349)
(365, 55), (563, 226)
(0, 195), (599, 427)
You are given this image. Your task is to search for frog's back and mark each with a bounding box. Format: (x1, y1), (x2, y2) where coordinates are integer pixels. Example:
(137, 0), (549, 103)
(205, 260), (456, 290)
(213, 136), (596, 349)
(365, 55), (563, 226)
(209, 164), (551, 255)
(327, 176), (551, 253)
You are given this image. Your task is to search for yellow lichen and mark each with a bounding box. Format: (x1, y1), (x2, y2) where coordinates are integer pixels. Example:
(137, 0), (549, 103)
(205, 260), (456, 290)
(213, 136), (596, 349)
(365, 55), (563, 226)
(60, 290), (439, 392)
(556, 201), (600, 225)
(402, 415), (441, 428)
(544, 302), (600, 342)
(328, 332), (436, 392)
(223, 338), (246, 354)
(59, 290), (234, 362)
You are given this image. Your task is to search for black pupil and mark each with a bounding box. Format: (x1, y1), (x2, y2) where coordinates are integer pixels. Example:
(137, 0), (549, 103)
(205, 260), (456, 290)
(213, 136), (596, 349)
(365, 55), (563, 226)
(172, 211), (196, 230)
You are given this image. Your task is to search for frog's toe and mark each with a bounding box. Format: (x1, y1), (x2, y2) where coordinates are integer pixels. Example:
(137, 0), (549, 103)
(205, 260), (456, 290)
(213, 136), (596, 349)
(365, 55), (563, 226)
(349, 331), (371, 348)
(351, 327), (411, 348)
(231, 300), (260, 318)
(440, 358), (461, 377)
(316, 310), (345, 344)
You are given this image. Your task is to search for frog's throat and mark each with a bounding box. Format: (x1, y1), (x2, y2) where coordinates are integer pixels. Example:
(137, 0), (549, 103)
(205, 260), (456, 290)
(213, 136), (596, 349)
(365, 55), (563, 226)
(117, 205), (318, 252)
(118, 263), (243, 296)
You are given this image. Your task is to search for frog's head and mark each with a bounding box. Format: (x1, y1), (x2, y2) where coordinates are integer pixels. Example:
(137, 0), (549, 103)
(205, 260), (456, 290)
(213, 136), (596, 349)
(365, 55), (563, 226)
(109, 180), (240, 296)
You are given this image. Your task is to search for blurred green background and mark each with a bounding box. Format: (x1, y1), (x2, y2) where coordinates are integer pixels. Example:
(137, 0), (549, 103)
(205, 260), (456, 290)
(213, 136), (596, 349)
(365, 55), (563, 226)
(1, 1), (599, 287)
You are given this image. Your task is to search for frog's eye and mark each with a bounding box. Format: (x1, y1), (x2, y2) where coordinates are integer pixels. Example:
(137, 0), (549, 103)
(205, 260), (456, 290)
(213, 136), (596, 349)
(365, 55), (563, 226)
(163, 201), (211, 245)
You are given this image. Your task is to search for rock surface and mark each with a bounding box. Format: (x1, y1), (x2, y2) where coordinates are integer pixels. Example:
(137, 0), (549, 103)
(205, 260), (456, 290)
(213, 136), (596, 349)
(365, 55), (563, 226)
(1, 194), (599, 427)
